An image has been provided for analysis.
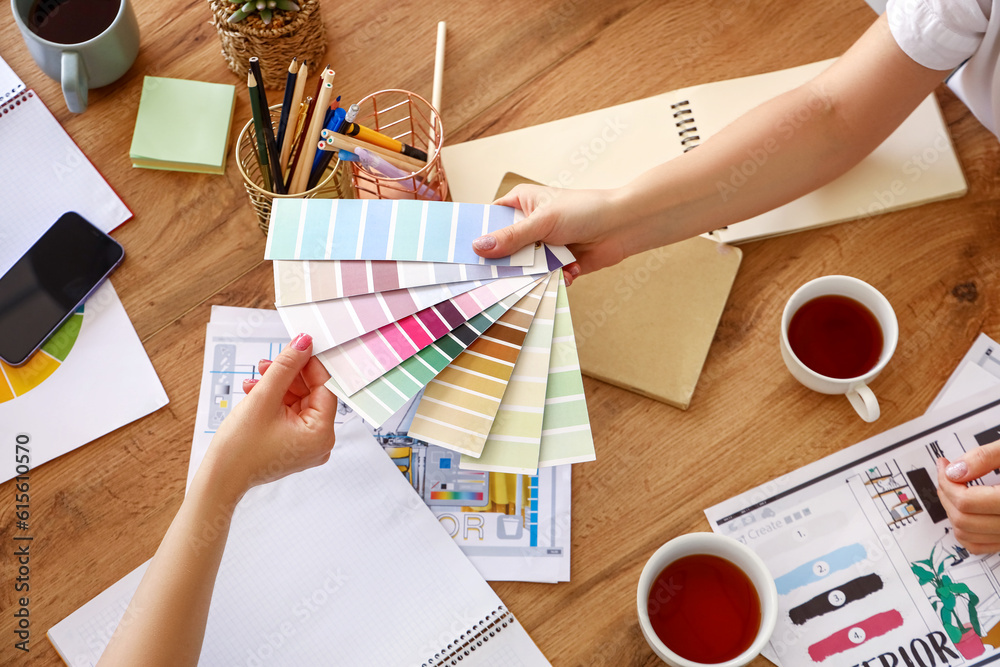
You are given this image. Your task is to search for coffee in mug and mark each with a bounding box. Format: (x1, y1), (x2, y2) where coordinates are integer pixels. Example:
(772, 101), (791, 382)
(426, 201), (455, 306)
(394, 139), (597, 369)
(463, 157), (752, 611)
(12, 0), (140, 113)
(28, 0), (121, 44)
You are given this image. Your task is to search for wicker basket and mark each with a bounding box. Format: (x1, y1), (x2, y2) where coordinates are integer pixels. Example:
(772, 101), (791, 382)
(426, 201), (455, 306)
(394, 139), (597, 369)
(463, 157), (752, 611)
(209, 0), (327, 86)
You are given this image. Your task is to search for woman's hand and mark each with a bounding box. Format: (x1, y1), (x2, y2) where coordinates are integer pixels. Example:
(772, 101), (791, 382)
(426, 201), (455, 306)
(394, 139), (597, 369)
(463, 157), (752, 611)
(203, 332), (339, 502)
(474, 185), (628, 285)
(937, 448), (1000, 554)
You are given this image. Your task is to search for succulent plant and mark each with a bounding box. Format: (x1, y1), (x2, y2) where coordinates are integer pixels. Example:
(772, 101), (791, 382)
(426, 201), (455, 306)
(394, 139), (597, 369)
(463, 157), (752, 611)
(228, 0), (300, 25)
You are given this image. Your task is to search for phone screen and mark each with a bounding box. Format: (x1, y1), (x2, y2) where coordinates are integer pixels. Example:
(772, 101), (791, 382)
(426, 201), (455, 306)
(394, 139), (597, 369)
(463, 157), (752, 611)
(0, 212), (124, 366)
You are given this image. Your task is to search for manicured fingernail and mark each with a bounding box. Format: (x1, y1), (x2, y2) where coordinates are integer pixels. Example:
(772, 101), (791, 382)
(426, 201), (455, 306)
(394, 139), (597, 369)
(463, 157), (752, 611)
(258, 359), (271, 370)
(946, 461), (968, 481)
(473, 235), (496, 251)
(242, 378), (259, 392)
(291, 333), (312, 351)
(567, 264), (581, 278)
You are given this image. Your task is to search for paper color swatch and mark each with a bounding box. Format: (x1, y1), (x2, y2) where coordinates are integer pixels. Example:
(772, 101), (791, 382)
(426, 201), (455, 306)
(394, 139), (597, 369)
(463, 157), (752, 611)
(318, 274), (537, 394)
(266, 199), (535, 266)
(268, 198), (595, 474)
(461, 273), (560, 474)
(273, 242), (572, 306)
(279, 274), (537, 353)
(408, 280), (547, 456)
(327, 280), (543, 426)
(537, 272), (596, 467)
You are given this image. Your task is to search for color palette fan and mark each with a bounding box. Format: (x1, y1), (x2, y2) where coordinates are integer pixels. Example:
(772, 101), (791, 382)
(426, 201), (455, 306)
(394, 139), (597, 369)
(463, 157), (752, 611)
(265, 198), (596, 474)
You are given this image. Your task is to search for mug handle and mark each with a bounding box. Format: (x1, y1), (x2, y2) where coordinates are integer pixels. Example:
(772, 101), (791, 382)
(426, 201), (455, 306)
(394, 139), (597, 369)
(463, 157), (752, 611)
(61, 51), (88, 114)
(847, 383), (880, 422)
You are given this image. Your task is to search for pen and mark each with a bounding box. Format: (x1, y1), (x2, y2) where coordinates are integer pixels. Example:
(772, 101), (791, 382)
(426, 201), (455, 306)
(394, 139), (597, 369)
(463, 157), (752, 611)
(307, 107), (347, 190)
(279, 60), (308, 172)
(339, 121), (429, 162)
(319, 129), (427, 172)
(284, 95), (312, 191)
(275, 57), (298, 157)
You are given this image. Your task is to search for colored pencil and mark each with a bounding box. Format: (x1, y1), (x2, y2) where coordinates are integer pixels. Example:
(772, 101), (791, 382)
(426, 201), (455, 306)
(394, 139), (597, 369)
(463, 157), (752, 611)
(290, 69), (334, 193)
(248, 57), (285, 193)
(247, 70), (272, 192)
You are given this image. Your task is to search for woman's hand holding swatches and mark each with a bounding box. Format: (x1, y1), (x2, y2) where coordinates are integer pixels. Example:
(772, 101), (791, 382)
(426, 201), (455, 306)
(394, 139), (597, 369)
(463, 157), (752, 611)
(206, 332), (340, 502)
(99, 333), (339, 667)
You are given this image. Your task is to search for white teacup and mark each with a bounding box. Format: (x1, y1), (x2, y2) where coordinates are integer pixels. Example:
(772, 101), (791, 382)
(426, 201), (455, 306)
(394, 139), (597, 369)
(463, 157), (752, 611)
(637, 533), (778, 667)
(780, 275), (898, 422)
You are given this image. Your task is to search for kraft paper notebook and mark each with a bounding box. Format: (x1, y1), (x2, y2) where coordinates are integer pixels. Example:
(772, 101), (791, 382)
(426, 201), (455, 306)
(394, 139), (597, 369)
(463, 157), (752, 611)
(443, 59), (967, 244)
(129, 76), (236, 174)
(495, 174), (742, 410)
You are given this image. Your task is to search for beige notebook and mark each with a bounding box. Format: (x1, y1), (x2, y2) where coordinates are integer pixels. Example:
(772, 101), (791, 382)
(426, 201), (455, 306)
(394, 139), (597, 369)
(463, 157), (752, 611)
(444, 59), (967, 244)
(495, 174), (742, 409)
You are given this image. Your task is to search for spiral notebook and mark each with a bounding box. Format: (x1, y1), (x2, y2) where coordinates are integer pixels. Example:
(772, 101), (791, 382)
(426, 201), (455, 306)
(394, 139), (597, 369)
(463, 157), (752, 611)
(442, 59), (967, 243)
(0, 56), (131, 276)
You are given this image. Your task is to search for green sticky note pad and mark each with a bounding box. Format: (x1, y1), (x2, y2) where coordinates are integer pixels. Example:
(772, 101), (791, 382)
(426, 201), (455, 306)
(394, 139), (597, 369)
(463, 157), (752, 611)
(129, 76), (236, 174)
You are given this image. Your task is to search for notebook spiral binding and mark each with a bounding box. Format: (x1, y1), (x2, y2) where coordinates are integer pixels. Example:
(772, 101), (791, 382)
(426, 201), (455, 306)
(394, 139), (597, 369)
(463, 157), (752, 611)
(672, 98), (723, 233)
(421, 606), (512, 666)
(670, 100), (700, 152)
(1, 91), (33, 116)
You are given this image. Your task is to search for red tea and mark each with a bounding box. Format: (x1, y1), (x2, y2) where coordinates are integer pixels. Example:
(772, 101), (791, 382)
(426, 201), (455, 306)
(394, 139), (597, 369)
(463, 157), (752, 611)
(647, 554), (761, 663)
(788, 294), (883, 379)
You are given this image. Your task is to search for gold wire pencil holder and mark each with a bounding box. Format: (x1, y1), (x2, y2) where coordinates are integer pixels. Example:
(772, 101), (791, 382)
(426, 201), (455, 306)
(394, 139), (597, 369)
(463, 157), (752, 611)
(349, 89), (449, 202)
(236, 104), (355, 234)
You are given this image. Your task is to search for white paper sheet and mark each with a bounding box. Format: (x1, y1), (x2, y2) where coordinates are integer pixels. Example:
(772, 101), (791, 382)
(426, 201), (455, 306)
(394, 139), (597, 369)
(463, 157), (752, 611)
(48, 306), (550, 666)
(705, 338), (1000, 666)
(0, 280), (168, 482)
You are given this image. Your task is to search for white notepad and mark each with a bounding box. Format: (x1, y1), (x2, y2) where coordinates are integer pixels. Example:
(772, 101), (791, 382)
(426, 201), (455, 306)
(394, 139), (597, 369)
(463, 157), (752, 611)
(441, 59), (967, 244)
(0, 59), (131, 276)
(48, 332), (550, 666)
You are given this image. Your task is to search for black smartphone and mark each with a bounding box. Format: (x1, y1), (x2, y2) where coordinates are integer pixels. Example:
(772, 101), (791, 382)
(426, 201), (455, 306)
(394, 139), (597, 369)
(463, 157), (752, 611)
(0, 212), (124, 366)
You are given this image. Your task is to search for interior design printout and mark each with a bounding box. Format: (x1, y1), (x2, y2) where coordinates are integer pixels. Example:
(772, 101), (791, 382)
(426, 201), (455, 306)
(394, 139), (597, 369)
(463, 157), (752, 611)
(706, 341), (1000, 667)
(193, 306), (570, 583)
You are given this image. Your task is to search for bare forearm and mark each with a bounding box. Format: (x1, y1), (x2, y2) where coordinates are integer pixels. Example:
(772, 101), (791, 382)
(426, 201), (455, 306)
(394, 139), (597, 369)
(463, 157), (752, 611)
(607, 14), (948, 255)
(610, 83), (857, 251)
(98, 461), (243, 666)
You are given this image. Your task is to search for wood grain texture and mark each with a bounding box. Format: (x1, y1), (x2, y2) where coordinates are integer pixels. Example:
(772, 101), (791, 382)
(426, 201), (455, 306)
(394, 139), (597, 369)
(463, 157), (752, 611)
(1, 0), (998, 664)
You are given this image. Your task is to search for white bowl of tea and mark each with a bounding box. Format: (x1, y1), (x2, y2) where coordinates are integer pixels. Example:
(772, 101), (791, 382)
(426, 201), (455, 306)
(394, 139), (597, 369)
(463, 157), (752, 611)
(637, 532), (778, 667)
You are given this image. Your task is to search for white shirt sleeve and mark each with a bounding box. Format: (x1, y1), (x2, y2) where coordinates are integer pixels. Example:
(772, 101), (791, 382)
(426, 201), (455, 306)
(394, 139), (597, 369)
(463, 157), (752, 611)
(886, 0), (989, 70)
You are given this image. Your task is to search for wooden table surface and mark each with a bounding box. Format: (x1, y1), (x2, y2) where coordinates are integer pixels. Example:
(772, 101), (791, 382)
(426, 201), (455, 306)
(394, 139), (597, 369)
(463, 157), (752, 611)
(2, 0), (998, 665)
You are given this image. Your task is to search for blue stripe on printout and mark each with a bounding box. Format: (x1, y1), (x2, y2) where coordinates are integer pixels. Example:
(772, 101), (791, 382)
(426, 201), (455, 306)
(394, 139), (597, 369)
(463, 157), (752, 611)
(774, 543), (868, 595)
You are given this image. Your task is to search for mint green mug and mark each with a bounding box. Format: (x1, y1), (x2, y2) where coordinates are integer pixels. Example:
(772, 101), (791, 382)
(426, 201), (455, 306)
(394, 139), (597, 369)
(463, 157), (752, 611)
(11, 0), (139, 113)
